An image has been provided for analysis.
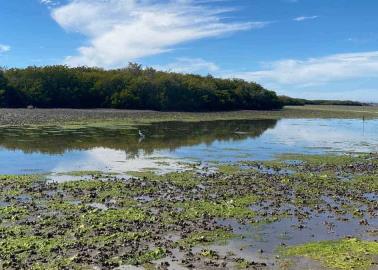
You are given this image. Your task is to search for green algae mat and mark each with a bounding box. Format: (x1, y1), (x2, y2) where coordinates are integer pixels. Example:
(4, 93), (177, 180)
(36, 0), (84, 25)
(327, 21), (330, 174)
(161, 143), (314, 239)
(0, 153), (376, 269)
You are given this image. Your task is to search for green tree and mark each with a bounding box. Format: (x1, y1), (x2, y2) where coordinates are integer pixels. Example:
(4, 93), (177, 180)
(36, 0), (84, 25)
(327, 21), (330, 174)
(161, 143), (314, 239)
(1, 65), (283, 111)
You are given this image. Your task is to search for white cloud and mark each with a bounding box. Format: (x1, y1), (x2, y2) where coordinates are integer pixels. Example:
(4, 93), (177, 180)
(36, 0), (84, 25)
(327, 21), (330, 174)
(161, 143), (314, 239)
(0, 44), (10, 53)
(229, 51), (378, 86)
(154, 57), (219, 74)
(50, 0), (266, 68)
(293, 15), (318, 21)
(40, 0), (60, 6)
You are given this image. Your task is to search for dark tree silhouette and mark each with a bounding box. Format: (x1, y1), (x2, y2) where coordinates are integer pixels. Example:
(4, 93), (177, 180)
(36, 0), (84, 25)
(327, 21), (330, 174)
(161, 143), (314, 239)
(1, 64), (283, 111)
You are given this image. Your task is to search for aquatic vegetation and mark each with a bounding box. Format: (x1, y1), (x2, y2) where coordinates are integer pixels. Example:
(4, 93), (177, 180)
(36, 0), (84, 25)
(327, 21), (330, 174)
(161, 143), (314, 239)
(0, 205), (28, 221)
(0, 174), (42, 183)
(235, 258), (256, 269)
(282, 238), (378, 270)
(125, 247), (167, 266)
(128, 170), (201, 188)
(0, 225), (31, 238)
(0, 153), (376, 269)
(82, 208), (149, 226)
(0, 235), (75, 268)
(179, 195), (258, 220)
(352, 174), (378, 192)
(217, 164), (242, 174)
(56, 170), (106, 177)
(289, 172), (348, 206)
(200, 249), (218, 259)
(179, 228), (235, 248)
(279, 153), (378, 174)
(60, 178), (156, 202)
(278, 153), (359, 166)
(84, 231), (148, 247)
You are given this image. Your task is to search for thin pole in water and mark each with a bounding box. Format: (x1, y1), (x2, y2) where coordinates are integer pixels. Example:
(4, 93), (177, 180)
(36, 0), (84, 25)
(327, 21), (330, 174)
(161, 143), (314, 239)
(362, 109), (365, 136)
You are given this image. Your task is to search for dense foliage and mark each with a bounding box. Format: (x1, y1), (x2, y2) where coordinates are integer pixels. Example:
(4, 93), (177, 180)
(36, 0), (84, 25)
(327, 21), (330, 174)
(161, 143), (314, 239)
(307, 100), (364, 106)
(279, 95), (364, 106)
(0, 65), (282, 111)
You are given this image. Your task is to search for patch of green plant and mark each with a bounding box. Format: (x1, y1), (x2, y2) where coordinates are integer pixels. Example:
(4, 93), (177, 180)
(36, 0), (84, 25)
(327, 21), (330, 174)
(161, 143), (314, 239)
(235, 258), (254, 269)
(281, 238), (378, 270)
(278, 153), (370, 167)
(179, 195), (258, 220)
(126, 247), (167, 265)
(84, 231), (148, 247)
(0, 225), (31, 238)
(287, 172), (347, 206)
(59, 179), (107, 190)
(59, 179), (154, 202)
(200, 249), (218, 259)
(56, 170), (104, 177)
(179, 228), (236, 247)
(0, 174), (42, 183)
(0, 206), (29, 221)
(164, 171), (201, 188)
(30, 259), (90, 270)
(217, 164), (242, 175)
(352, 174), (378, 192)
(82, 208), (149, 228)
(128, 170), (201, 188)
(127, 170), (157, 179)
(0, 236), (75, 266)
(47, 200), (83, 212)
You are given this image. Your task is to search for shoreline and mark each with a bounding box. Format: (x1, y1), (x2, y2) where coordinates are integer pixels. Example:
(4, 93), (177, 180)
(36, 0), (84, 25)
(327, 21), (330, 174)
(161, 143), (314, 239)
(0, 105), (377, 127)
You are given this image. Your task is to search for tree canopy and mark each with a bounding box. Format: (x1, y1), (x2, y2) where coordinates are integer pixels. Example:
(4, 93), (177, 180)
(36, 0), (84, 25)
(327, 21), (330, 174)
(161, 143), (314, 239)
(278, 95), (364, 107)
(0, 64), (283, 111)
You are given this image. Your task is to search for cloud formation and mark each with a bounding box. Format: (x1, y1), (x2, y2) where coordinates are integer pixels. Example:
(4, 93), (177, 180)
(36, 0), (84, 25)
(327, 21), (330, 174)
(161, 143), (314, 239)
(40, 0), (60, 7)
(50, 0), (264, 67)
(40, 0), (53, 4)
(230, 51), (378, 86)
(0, 44), (10, 53)
(293, 15), (318, 22)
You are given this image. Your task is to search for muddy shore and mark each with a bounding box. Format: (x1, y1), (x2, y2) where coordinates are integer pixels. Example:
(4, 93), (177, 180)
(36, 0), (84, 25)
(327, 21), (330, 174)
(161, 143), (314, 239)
(0, 154), (377, 269)
(0, 105), (377, 126)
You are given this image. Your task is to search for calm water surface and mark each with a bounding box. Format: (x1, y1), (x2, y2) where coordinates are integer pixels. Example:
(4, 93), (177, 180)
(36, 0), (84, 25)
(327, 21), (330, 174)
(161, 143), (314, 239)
(0, 118), (377, 174)
(1, 118), (377, 268)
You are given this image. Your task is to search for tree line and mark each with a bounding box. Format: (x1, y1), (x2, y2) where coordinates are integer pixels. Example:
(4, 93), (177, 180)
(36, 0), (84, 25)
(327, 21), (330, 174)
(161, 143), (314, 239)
(0, 64), (283, 111)
(278, 96), (364, 106)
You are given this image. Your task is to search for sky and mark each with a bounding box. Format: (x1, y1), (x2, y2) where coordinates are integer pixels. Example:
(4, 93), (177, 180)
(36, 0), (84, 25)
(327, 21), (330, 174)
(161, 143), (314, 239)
(1, 0), (378, 102)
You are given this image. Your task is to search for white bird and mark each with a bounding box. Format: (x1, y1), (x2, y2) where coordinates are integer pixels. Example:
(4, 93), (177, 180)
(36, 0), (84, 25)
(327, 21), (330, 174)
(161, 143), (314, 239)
(138, 130), (145, 144)
(138, 130), (145, 139)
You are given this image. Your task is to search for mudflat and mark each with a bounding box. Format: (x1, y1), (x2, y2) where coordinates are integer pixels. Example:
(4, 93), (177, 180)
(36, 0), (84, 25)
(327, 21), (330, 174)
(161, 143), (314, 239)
(0, 105), (377, 126)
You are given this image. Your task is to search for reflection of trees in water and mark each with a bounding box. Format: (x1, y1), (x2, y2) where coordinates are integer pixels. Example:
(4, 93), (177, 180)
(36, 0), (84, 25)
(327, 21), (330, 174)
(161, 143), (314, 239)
(0, 120), (278, 155)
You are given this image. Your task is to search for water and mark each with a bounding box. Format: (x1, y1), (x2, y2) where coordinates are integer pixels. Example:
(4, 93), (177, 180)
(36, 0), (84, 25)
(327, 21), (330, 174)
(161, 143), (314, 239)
(1, 118), (377, 269)
(0, 119), (377, 175)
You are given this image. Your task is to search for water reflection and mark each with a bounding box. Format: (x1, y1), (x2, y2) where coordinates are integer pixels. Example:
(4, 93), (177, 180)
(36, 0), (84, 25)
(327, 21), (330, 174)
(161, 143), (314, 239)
(0, 118), (377, 175)
(0, 120), (277, 174)
(0, 120), (277, 155)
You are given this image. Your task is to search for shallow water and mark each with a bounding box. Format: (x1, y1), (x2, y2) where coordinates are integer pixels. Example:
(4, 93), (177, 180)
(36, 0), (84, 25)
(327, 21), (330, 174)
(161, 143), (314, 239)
(0, 118), (377, 269)
(0, 118), (377, 174)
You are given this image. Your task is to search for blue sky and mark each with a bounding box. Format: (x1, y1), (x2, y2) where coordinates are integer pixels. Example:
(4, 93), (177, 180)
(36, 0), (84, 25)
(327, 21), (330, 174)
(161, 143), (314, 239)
(1, 0), (378, 101)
